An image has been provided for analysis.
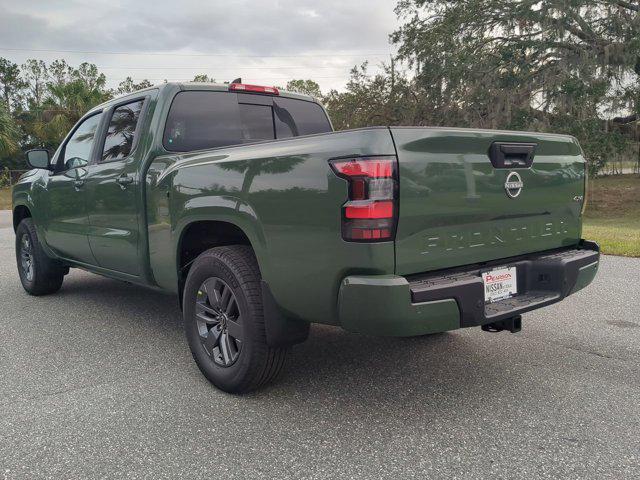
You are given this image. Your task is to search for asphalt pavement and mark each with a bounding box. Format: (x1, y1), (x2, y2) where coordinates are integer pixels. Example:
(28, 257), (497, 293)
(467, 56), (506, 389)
(0, 210), (11, 229)
(0, 221), (638, 479)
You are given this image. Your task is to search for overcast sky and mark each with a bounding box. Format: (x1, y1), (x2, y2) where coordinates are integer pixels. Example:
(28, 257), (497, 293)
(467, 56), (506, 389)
(0, 0), (401, 92)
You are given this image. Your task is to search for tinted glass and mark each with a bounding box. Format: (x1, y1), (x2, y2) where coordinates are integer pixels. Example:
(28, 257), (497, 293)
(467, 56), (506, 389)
(273, 98), (331, 139)
(164, 91), (332, 152)
(102, 100), (144, 161)
(164, 92), (243, 151)
(61, 113), (103, 170)
(238, 103), (275, 141)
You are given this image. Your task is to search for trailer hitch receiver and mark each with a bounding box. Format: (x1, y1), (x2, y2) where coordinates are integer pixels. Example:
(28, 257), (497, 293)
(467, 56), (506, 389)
(481, 315), (522, 333)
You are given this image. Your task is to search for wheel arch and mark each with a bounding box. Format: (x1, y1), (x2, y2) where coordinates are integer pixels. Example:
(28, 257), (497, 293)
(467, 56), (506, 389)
(12, 204), (32, 232)
(174, 211), (268, 301)
(176, 220), (309, 348)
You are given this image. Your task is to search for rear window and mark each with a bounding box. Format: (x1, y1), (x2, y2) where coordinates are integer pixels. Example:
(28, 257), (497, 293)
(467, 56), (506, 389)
(239, 103), (274, 141)
(163, 91), (331, 152)
(273, 97), (331, 139)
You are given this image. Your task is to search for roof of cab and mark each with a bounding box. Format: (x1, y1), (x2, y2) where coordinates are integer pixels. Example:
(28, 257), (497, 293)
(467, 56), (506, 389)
(91, 81), (318, 113)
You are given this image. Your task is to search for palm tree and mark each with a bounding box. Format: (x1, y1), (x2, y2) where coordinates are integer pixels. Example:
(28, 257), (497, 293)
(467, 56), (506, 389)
(33, 78), (110, 149)
(0, 102), (19, 157)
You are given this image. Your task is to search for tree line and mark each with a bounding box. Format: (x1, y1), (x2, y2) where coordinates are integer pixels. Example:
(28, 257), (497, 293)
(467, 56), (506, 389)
(0, 58), (153, 170)
(1, 0), (638, 176)
(323, 0), (639, 176)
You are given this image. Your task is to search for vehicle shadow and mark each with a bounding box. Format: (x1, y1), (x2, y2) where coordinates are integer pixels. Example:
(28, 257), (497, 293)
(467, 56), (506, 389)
(47, 270), (512, 409)
(276, 326), (510, 400)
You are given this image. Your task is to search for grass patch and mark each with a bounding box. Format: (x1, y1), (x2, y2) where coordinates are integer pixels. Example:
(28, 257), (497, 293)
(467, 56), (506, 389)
(584, 175), (640, 257)
(583, 222), (640, 257)
(0, 188), (11, 210)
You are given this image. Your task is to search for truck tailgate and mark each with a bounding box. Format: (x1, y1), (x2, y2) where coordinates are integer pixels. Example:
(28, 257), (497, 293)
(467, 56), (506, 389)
(391, 127), (586, 276)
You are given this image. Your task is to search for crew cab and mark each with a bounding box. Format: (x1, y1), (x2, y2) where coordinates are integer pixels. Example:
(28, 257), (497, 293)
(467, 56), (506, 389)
(13, 82), (599, 393)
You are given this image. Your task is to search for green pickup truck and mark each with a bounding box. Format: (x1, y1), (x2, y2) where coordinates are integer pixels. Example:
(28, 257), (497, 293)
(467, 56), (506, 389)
(13, 82), (599, 393)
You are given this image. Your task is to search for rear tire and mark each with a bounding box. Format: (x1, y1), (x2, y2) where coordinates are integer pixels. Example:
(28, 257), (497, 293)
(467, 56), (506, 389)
(183, 245), (288, 394)
(15, 218), (65, 296)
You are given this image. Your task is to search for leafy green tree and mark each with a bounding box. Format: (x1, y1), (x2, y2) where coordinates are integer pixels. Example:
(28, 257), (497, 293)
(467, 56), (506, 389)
(27, 62), (110, 149)
(323, 62), (416, 130)
(391, 0), (640, 170)
(193, 74), (216, 82)
(47, 59), (72, 89)
(285, 79), (323, 98)
(0, 101), (19, 157)
(0, 58), (26, 112)
(21, 59), (49, 110)
(116, 77), (153, 95)
(393, 0), (639, 121)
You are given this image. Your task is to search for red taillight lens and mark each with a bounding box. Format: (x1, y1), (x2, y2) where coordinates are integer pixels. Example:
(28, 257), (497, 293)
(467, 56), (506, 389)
(229, 83), (279, 95)
(345, 201), (394, 219)
(330, 157), (398, 242)
(331, 158), (394, 178)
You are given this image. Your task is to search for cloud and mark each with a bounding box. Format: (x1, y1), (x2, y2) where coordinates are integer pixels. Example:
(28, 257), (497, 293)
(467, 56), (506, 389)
(0, 0), (401, 91)
(0, 0), (398, 53)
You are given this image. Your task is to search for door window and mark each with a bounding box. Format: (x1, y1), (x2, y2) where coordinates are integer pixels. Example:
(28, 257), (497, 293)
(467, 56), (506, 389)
(60, 113), (103, 170)
(102, 100), (145, 162)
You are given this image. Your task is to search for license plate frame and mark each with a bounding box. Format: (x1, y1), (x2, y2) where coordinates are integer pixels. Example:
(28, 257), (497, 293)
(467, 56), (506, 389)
(482, 266), (518, 304)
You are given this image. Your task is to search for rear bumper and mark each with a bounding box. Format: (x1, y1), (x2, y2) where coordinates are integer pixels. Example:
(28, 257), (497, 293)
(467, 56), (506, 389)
(338, 240), (600, 336)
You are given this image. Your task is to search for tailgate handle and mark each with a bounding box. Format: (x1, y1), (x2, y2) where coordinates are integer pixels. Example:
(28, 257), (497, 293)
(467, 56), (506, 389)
(488, 142), (537, 169)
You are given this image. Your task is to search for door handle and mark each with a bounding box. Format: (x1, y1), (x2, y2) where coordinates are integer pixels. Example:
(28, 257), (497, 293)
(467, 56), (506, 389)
(116, 174), (134, 188)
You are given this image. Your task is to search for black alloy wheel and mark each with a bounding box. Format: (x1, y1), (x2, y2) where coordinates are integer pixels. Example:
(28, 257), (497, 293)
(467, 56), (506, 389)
(19, 233), (34, 282)
(183, 245), (289, 394)
(195, 277), (243, 367)
(15, 218), (65, 295)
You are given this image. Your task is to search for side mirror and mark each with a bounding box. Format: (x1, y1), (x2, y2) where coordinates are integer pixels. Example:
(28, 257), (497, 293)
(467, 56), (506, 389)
(26, 149), (51, 170)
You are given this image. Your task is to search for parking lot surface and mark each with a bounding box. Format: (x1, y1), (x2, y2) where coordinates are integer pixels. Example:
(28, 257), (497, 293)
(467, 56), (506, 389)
(0, 223), (638, 479)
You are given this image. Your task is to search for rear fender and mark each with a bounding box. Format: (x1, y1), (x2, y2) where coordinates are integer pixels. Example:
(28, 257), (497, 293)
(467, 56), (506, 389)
(146, 197), (268, 293)
(172, 198), (308, 347)
(173, 195), (269, 276)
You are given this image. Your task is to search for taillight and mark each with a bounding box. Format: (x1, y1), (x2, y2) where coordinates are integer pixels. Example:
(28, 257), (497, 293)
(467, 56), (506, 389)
(229, 83), (279, 95)
(330, 156), (398, 242)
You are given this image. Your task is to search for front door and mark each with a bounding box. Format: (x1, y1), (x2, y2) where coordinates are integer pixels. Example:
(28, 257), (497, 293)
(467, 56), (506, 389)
(84, 98), (146, 276)
(42, 112), (103, 264)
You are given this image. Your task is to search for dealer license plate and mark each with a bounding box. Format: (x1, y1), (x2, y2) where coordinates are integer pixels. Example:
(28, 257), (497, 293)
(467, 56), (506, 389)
(482, 267), (518, 303)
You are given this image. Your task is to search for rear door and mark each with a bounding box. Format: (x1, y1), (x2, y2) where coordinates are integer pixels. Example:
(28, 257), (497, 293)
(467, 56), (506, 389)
(84, 97), (147, 276)
(391, 127), (586, 276)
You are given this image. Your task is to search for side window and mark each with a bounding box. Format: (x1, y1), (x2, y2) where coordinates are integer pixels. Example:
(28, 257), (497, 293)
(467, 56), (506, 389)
(273, 98), (332, 139)
(60, 113), (103, 170)
(164, 91), (243, 151)
(102, 100), (145, 162)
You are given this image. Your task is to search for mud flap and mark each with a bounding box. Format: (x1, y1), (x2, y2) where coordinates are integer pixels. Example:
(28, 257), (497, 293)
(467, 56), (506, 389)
(261, 281), (310, 348)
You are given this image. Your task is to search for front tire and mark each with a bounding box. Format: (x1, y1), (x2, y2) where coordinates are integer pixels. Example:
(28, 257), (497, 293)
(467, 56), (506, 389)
(15, 218), (65, 296)
(183, 246), (288, 394)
